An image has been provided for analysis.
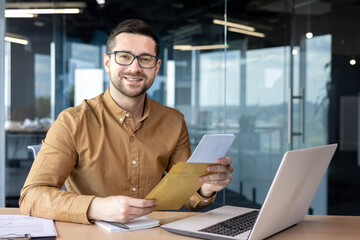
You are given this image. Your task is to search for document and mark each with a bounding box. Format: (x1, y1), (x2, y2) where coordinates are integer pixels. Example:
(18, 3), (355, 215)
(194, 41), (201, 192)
(95, 216), (160, 232)
(0, 215), (57, 239)
(187, 134), (236, 163)
(145, 134), (236, 210)
(145, 162), (213, 210)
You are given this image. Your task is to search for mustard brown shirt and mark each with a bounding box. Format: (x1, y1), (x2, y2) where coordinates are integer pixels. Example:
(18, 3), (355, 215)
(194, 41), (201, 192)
(19, 88), (215, 224)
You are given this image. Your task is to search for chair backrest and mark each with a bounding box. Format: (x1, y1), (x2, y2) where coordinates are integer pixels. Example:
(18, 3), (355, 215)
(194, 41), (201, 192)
(27, 144), (42, 160)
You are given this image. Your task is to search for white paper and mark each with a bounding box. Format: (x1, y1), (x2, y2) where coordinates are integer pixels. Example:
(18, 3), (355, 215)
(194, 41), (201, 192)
(0, 215), (57, 238)
(95, 216), (160, 232)
(187, 134), (236, 163)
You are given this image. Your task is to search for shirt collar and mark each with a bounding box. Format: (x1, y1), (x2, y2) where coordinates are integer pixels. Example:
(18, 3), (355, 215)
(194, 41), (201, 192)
(103, 87), (150, 124)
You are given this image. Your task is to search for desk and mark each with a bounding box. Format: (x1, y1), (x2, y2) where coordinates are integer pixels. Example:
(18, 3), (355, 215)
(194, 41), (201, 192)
(1, 208), (360, 239)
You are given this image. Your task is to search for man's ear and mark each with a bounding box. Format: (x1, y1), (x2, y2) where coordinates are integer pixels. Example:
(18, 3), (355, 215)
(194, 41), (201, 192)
(104, 53), (110, 73)
(154, 59), (161, 78)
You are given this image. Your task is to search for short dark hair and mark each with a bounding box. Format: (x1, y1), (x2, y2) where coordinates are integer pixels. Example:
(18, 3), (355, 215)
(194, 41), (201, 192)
(106, 19), (160, 57)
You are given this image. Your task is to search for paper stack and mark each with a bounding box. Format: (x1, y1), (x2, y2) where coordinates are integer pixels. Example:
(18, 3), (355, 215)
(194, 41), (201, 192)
(0, 215), (57, 239)
(95, 216), (160, 232)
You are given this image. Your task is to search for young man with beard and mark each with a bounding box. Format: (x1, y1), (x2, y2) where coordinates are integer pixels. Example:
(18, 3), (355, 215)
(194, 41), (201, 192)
(19, 19), (233, 224)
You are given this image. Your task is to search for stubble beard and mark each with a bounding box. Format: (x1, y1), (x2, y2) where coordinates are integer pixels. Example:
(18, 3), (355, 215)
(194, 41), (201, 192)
(110, 71), (154, 98)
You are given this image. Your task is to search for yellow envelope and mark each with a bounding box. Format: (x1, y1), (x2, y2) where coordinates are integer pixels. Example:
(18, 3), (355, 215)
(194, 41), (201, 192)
(145, 162), (214, 210)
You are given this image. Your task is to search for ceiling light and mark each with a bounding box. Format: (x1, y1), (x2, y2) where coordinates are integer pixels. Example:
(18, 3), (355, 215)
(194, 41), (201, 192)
(34, 20), (45, 27)
(213, 19), (255, 32)
(4, 36), (28, 45)
(5, 8), (81, 15)
(96, 0), (106, 5)
(173, 45), (192, 51)
(6, 2), (86, 8)
(5, 13), (36, 18)
(350, 59), (356, 65)
(228, 27), (265, 38)
(306, 32), (313, 39)
(173, 44), (228, 51)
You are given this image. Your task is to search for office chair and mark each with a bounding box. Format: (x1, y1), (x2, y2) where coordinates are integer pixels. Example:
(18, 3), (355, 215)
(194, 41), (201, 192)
(27, 144), (42, 160)
(27, 144), (67, 191)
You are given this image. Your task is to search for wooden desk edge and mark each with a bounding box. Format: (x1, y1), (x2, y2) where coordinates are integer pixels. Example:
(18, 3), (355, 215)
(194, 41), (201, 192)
(2, 208), (360, 240)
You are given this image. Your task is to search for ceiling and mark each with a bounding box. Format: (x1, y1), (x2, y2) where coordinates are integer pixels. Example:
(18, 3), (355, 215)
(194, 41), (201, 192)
(5, 0), (227, 42)
(4, 0), (360, 54)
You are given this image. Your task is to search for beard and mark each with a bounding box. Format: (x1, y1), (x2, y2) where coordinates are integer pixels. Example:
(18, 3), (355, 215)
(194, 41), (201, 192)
(110, 70), (155, 98)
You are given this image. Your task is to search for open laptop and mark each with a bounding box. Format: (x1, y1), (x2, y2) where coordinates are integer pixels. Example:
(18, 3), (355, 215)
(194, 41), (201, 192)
(161, 144), (338, 240)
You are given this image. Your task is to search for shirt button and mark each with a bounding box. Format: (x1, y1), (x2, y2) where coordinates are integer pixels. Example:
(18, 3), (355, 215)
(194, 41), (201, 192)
(132, 133), (135, 137)
(119, 118), (124, 122)
(132, 187), (136, 192)
(204, 200), (209, 203)
(132, 160), (137, 165)
(125, 113), (130, 117)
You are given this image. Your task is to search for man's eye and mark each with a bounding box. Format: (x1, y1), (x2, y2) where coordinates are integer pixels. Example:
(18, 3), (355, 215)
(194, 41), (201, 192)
(119, 54), (131, 60)
(140, 56), (151, 62)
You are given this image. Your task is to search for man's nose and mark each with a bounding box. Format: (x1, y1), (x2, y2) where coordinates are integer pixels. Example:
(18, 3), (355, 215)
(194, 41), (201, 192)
(127, 57), (142, 72)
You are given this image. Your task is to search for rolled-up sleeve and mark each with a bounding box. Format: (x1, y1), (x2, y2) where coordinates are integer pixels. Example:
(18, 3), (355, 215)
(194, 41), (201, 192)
(19, 110), (95, 224)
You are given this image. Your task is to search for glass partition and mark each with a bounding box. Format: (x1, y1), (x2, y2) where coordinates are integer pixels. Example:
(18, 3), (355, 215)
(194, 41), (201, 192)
(2, 0), (360, 215)
(4, 1), (54, 206)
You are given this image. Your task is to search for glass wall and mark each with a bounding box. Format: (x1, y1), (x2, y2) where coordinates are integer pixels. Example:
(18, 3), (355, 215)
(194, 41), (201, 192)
(2, 0), (360, 216)
(3, 2), (54, 206)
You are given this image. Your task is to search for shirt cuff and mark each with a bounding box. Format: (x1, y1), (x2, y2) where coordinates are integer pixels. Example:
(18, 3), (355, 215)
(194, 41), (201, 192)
(184, 190), (217, 211)
(69, 195), (96, 224)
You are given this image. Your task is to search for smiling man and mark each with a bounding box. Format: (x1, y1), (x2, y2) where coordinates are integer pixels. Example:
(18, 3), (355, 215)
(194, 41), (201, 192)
(19, 19), (233, 224)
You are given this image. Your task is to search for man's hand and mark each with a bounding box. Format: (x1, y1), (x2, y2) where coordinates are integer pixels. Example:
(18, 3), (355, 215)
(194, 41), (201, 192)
(198, 157), (233, 198)
(87, 196), (157, 223)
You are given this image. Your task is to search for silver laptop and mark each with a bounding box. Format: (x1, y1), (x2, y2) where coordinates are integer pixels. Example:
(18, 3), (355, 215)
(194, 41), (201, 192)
(161, 144), (338, 240)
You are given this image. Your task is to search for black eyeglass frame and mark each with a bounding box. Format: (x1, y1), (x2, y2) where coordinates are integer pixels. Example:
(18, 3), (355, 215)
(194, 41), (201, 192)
(106, 51), (159, 69)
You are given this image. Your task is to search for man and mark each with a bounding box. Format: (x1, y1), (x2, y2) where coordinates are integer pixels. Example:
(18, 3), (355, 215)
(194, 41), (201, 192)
(19, 19), (233, 224)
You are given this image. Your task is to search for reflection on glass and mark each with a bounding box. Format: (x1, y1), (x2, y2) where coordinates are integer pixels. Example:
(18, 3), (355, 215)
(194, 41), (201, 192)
(34, 54), (51, 118)
(67, 42), (105, 107)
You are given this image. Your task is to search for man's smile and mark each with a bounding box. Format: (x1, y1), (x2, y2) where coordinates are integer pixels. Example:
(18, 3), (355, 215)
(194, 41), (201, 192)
(124, 76), (142, 82)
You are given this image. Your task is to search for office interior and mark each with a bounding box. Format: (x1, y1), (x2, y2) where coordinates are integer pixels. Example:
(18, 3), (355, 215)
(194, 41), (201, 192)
(0, 0), (360, 216)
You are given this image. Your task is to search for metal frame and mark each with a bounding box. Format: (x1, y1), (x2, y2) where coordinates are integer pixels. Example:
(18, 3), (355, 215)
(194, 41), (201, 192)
(0, 0), (6, 207)
(288, 0), (306, 150)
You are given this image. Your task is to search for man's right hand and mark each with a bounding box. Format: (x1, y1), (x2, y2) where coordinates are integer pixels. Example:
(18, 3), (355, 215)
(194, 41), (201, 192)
(87, 196), (157, 223)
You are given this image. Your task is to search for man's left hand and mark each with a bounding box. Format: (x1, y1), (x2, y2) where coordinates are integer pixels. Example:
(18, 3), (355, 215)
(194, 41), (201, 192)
(198, 157), (233, 198)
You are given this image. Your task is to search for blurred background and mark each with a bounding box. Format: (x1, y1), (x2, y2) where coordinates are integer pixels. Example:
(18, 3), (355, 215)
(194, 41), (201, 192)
(1, 0), (360, 216)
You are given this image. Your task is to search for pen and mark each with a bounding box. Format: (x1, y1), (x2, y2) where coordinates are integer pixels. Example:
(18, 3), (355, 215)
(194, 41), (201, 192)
(0, 233), (31, 239)
(103, 221), (130, 230)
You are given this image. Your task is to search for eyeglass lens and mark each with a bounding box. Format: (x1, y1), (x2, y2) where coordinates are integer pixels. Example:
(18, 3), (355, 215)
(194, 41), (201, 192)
(115, 51), (157, 68)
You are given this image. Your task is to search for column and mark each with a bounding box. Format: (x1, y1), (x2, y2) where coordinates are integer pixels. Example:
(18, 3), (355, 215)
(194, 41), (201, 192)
(0, 0), (6, 207)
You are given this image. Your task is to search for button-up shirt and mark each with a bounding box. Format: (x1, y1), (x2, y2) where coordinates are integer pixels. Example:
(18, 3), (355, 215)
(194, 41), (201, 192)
(19, 88), (215, 224)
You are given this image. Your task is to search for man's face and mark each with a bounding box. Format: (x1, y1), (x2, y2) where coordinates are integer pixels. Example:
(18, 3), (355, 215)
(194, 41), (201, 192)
(104, 33), (161, 98)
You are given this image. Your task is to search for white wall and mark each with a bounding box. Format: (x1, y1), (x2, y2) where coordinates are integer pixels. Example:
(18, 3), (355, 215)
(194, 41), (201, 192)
(74, 69), (103, 106)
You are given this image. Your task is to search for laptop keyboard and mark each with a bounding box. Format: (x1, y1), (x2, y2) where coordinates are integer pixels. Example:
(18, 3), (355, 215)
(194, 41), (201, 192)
(199, 210), (259, 237)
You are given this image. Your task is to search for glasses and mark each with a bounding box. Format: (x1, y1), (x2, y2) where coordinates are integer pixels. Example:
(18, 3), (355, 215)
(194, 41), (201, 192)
(107, 51), (159, 69)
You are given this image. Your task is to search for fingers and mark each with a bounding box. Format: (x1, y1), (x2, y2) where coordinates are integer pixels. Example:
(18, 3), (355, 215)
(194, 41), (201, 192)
(121, 196), (157, 208)
(198, 157), (233, 195)
(116, 205), (155, 223)
(216, 157), (232, 165)
(88, 196), (157, 224)
(114, 197), (157, 222)
(206, 164), (234, 174)
(199, 173), (232, 187)
(199, 157), (233, 183)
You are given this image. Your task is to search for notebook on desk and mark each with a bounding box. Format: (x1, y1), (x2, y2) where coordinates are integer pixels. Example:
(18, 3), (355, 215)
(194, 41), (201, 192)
(161, 144), (338, 240)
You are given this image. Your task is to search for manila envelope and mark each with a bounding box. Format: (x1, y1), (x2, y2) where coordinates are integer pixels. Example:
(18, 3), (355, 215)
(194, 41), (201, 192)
(145, 162), (214, 210)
